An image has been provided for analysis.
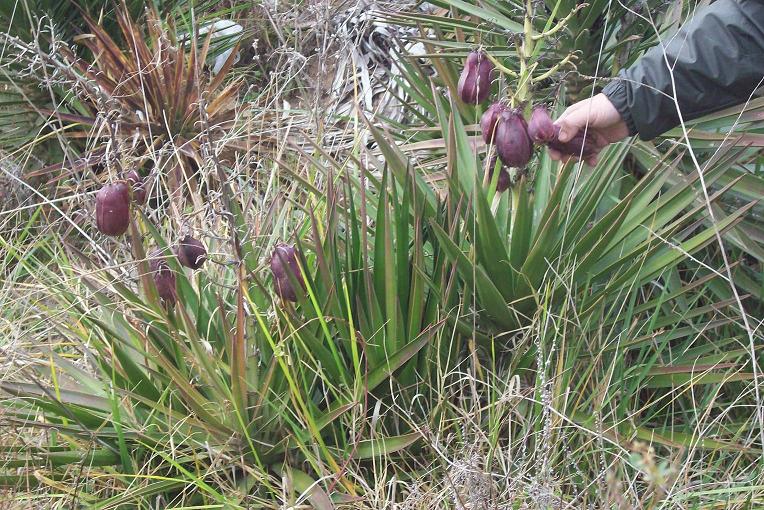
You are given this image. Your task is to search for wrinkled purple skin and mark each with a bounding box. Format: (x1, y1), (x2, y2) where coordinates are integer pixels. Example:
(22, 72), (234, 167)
(480, 103), (506, 144)
(547, 125), (600, 160)
(149, 248), (177, 305)
(457, 51), (494, 105)
(176, 235), (207, 270)
(494, 109), (533, 168)
(527, 106), (556, 143)
(95, 181), (131, 236)
(270, 243), (305, 302)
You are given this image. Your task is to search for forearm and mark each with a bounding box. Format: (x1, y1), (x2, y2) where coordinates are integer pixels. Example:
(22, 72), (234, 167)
(602, 0), (764, 141)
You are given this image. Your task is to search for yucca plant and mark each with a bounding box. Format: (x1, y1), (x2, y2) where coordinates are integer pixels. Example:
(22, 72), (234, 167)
(0, 0), (251, 175)
(1, 2), (250, 209)
(378, 0), (668, 105)
(3, 1), (764, 507)
(0, 157), (456, 504)
(367, 4), (763, 503)
(378, 0), (764, 310)
(367, 112), (751, 340)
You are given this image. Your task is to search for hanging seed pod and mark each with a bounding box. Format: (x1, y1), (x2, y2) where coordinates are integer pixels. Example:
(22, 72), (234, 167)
(529, 107), (602, 160)
(132, 183), (147, 205)
(176, 235), (207, 270)
(149, 248), (176, 305)
(457, 51), (494, 105)
(527, 106), (556, 143)
(270, 243), (305, 302)
(480, 103), (506, 144)
(494, 109), (533, 168)
(124, 169), (141, 184)
(124, 169), (147, 205)
(486, 153), (511, 193)
(547, 126), (601, 160)
(95, 181), (131, 236)
(495, 168), (511, 192)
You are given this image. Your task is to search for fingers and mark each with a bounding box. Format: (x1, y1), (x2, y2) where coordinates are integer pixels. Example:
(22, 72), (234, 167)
(547, 146), (601, 167)
(548, 148), (562, 161)
(548, 148), (574, 165)
(555, 105), (593, 143)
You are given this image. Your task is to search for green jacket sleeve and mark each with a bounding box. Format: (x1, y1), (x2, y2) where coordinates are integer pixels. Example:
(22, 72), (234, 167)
(602, 0), (764, 141)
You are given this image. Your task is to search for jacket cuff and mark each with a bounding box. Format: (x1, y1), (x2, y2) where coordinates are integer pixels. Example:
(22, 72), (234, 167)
(602, 79), (638, 137)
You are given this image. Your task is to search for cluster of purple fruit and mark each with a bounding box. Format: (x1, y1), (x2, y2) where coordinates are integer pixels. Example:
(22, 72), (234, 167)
(94, 171), (206, 305)
(94, 172), (303, 304)
(457, 50), (600, 185)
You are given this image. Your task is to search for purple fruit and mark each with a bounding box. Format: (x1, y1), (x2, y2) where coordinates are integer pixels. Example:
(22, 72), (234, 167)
(481, 103), (506, 144)
(132, 183), (147, 205)
(457, 51), (494, 105)
(125, 170), (141, 184)
(527, 106), (556, 143)
(495, 168), (511, 192)
(95, 182), (131, 236)
(149, 248), (176, 305)
(494, 109), (533, 168)
(270, 243), (305, 302)
(486, 153), (511, 193)
(124, 170), (147, 205)
(176, 235), (207, 270)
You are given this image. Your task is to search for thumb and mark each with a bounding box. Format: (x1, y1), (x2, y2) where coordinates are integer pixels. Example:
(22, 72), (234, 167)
(555, 118), (577, 143)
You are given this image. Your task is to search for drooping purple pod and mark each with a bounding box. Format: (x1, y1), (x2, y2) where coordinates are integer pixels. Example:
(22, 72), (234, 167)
(486, 154), (511, 193)
(124, 170), (147, 205)
(457, 51), (494, 105)
(547, 125), (601, 160)
(494, 109), (533, 168)
(176, 235), (207, 270)
(270, 243), (305, 302)
(527, 106), (556, 143)
(95, 181), (131, 236)
(480, 103), (506, 144)
(124, 169), (141, 184)
(495, 168), (511, 192)
(149, 248), (176, 305)
(132, 183), (147, 205)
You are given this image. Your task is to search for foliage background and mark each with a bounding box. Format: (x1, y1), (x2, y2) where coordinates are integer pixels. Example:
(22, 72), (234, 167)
(1, 0), (763, 508)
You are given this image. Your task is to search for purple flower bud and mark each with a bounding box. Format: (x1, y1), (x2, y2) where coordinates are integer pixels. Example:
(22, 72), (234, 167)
(494, 109), (533, 168)
(487, 153), (511, 193)
(95, 182), (131, 236)
(527, 106), (556, 143)
(480, 103), (506, 144)
(457, 51), (494, 105)
(149, 248), (176, 305)
(124, 170), (141, 184)
(124, 170), (147, 205)
(270, 243), (305, 302)
(132, 183), (147, 205)
(176, 235), (207, 270)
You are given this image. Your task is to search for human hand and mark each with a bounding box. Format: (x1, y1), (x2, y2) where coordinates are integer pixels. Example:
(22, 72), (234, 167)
(550, 93), (630, 166)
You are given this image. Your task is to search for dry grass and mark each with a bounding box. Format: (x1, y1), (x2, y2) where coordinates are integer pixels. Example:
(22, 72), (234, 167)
(2, 1), (764, 508)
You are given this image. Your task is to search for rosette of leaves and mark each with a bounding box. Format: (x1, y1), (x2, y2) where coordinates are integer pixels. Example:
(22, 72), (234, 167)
(37, 3), (245, 201)
(0, 179), (441, 503)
